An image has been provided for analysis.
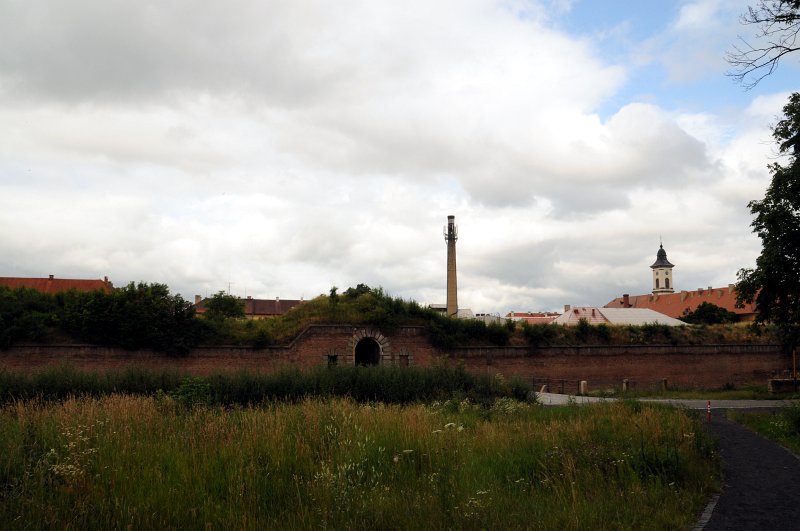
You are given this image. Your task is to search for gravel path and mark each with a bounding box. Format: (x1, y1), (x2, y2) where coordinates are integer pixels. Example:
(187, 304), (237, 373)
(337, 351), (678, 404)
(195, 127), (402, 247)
(700, 409), (800, 530)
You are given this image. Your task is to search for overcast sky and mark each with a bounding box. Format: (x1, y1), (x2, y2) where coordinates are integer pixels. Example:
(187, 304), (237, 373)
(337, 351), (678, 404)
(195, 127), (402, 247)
(1, 0), (797, 314)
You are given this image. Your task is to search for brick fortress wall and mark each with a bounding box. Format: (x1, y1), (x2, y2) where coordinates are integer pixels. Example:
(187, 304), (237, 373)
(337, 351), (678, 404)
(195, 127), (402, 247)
(449, 343), (786, 390)
(1, 325), (788, 389)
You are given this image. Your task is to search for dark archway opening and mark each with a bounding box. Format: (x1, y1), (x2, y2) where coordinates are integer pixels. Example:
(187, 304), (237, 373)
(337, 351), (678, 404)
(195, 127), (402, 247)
(355, 338), (381, 366)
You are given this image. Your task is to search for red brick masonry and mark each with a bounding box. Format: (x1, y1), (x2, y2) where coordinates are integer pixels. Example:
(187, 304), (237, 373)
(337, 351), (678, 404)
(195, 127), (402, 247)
(0, 325), (788, 390)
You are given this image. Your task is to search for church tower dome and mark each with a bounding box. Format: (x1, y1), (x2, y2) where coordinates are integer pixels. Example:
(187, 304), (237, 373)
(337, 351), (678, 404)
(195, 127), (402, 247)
(651, 243), (675, 294)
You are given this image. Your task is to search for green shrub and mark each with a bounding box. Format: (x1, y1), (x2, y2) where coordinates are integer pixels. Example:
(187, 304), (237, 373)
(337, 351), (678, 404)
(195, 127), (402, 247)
(170, 377), (212, 408)
(486, 321), (510, 345)
(640, 322), (673, 344)
(522, 323), (559, 346)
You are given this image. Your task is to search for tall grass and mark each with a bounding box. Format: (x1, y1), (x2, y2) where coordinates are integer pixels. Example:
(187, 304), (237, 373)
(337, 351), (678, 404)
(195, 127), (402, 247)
(0, 396), (717, 530)
(0, 364), (531, 405)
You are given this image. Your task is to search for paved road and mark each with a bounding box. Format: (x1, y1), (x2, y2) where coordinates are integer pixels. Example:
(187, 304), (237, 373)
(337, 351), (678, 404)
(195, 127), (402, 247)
(535, 392), (799, 409)
(702, 410), (800, 530)
(535, 393), (800, 530)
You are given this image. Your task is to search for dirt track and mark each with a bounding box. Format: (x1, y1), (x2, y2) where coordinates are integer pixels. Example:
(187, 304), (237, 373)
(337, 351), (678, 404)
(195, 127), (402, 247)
(700, 409), (800, 530)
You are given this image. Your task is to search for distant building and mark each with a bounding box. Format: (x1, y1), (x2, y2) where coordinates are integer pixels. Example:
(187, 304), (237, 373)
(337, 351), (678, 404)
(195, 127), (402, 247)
(0, 274), (114, 294)
(194, 295), (304, 319)
(455, 308), (475, 319)
(554, 306), (684, 327)
(605, 241), (755, 321)
(505, 311), (560, 325)
(605, 286), (755, 322)
(428, 304), (474, 319)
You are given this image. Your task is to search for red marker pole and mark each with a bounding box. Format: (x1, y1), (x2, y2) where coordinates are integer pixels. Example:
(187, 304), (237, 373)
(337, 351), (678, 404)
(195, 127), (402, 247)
(707, 400), (711, 423)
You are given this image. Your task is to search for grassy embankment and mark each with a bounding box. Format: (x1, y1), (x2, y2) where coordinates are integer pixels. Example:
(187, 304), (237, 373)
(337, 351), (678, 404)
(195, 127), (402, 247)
(0, 395), (718, 530)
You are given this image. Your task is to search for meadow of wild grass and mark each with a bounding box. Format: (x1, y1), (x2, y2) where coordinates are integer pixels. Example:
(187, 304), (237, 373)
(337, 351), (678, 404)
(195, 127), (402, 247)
(0, 364), (531, 405)
(0, 395), (718, 530)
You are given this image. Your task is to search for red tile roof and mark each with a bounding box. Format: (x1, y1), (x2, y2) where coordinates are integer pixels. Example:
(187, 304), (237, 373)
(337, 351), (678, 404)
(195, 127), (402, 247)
(195, 297), (304, 318)
(604, 286), (755, 321)
(0, 275), (114, 294)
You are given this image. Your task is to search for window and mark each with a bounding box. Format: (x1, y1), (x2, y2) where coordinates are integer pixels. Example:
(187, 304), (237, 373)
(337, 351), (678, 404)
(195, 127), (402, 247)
(327, 354), (338, 366)
(655, 278), (660, 289)
(665, 278), (670, 289)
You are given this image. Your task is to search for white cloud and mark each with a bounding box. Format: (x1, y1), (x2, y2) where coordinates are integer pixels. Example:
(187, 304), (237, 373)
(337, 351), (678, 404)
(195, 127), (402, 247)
(674, 0), (724, 32)
(0, 0), (793, 314)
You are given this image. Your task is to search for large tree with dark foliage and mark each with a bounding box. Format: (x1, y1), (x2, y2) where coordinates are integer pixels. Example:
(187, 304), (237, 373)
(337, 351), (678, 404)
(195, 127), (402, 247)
(737, 93), (800, 353)
(726, 0), (800, 88)
(680, 302), (739, 325)
(0, 287), (58, 348)
(58, 282), (201, 355)
(204, 291), (245, 320)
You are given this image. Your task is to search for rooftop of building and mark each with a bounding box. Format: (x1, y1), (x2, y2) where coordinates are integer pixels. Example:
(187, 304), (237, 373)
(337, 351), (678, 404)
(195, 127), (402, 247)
(604, 285), (755, 320)
(0, 275), (114, 294)
(553, 306), (685, 327)
(194, 296), (304, 317)
(650, 244), (675, 268)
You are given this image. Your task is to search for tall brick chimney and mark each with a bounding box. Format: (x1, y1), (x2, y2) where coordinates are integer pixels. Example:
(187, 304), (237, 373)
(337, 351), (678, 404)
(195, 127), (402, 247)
(623, 294), (630, 308)
(444, 215), (458, 317)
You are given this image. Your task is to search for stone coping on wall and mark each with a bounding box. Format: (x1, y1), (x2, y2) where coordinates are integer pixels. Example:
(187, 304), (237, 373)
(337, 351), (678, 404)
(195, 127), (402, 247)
(5, 340), (782, 359)
(449, 343), (783, 358)
(4, 322), (781, 358)
(5, 324), (431, 354)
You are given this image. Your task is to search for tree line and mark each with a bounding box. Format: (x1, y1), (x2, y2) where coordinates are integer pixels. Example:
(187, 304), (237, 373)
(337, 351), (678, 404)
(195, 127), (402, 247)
(0, 283), (204, 354)
(0, 281), (779, 355)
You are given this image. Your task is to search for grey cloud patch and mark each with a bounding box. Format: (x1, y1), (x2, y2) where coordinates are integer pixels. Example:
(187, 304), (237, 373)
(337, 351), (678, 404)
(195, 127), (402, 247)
(465, 240), (561, 288)
(447, 103), (714, 213)
(0, 2), (357, 105)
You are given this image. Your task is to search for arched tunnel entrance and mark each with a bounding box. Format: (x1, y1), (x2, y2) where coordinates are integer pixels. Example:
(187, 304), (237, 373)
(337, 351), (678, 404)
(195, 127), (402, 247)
(354, 337), (381, 366)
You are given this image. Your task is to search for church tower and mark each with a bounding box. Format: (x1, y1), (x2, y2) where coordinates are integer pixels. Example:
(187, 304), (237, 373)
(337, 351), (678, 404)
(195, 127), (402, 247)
(651, 243), (675, 294)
